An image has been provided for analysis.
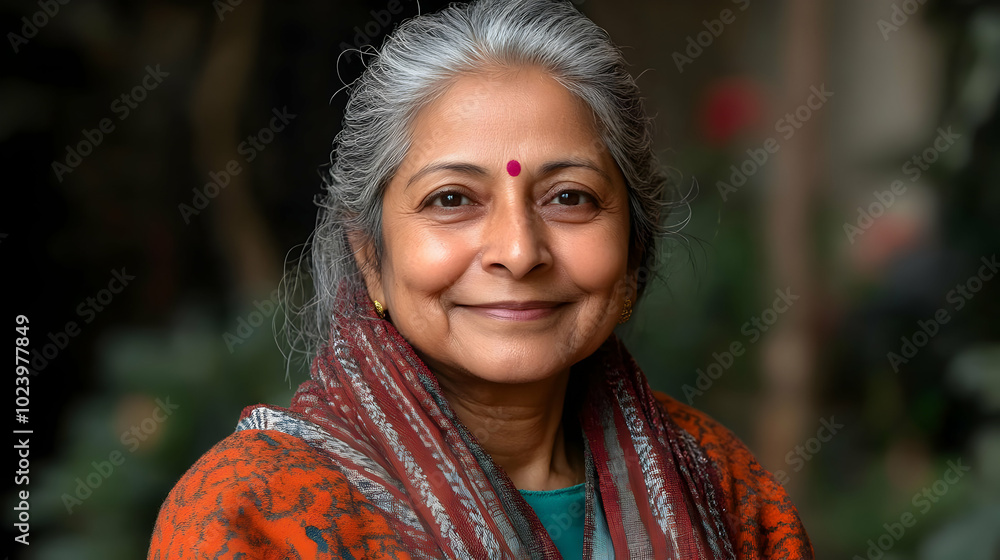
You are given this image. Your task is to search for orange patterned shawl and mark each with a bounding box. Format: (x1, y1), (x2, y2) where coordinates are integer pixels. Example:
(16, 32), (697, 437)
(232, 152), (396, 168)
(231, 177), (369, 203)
(148, 302), (813, 559)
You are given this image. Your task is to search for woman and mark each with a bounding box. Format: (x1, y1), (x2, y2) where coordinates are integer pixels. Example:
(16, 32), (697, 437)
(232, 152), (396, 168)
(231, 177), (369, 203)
(149, 0), (813, 558)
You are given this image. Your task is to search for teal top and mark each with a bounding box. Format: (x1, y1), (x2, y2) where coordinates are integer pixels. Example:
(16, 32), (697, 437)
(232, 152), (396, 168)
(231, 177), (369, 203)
(520, 483), (587, 559)
(519, 483), (615, 559)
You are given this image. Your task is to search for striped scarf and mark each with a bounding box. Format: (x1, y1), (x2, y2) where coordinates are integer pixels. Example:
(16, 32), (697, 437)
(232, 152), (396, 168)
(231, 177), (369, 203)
(236, 297), (736, 559)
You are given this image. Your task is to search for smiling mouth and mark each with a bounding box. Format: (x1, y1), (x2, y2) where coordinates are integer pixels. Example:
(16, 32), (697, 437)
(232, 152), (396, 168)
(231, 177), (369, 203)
(459, 301), (565, 321)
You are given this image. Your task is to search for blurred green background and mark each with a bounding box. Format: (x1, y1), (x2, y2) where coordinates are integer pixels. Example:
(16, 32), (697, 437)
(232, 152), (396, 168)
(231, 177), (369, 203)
(3, 0), (998, 558)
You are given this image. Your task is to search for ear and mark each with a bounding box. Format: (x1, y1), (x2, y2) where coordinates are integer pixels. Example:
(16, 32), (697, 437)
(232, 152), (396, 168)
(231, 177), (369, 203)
(346, 229), (385, 303)
(622, 270), (639, 303)
(625, 245), (644, 299)
(628, 268), (640, 299)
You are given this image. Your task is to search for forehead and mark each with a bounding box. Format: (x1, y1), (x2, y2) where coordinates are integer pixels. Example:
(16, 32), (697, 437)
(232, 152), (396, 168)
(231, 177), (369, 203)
(405, 67), (607, 164)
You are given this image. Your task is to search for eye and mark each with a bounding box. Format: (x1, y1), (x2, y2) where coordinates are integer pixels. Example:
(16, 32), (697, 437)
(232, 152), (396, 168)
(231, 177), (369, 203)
(550, 190), (594, 206)
(429, 191), (472, 208)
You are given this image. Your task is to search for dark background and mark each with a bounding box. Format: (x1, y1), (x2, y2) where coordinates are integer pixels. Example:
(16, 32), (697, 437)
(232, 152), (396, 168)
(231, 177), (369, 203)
(3, 0), (998, 558)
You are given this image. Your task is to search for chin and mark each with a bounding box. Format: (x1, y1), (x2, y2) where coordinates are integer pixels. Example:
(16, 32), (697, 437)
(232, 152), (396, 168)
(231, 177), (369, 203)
(470, 365), (559, 385)
(406, 321), (612, 387)
(453, 338), (583, 385)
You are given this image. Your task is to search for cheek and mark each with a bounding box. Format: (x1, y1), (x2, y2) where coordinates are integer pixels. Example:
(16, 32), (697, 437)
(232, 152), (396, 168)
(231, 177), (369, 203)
(383, 223), (473, 301)
(554, 226), (630, 296)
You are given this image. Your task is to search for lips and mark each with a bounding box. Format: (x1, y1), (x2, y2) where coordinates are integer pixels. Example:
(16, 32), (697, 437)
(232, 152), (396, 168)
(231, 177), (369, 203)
(459, 300), (565, 321)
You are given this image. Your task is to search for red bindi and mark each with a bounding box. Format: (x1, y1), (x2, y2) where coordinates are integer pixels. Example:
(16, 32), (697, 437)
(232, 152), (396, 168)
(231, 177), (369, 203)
(506, 159), (521, 177)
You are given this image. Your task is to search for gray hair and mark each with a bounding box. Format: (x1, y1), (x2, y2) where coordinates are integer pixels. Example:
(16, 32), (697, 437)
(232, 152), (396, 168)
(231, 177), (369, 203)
(287, 0), (678, 363)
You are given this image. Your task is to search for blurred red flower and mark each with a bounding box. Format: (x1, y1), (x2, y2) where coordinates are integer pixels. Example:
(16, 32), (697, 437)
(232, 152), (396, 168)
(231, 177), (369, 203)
(698, 77), (763, 146)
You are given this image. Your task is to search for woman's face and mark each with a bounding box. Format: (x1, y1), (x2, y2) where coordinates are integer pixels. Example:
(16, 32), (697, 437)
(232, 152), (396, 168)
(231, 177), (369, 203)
(361, 67), (632, 386)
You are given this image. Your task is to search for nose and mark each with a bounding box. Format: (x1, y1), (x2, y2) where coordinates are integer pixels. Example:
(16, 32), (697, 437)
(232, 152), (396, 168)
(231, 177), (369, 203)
(480, 197), (551, 279)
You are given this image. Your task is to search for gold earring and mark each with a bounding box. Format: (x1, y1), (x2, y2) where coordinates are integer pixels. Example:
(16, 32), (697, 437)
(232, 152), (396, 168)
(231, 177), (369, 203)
(618, 297), (632, 324)
(373, 299), (386, 319)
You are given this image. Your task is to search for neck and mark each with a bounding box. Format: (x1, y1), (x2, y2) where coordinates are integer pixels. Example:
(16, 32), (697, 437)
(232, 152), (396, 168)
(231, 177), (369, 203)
(434, 368), (585, 491)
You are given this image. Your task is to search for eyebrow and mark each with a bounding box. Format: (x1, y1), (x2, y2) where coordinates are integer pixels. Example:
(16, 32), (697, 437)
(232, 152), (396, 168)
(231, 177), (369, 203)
(406, 162), (490, 190)
(538, 158), (611, 182)
(404, 157), (611, 189)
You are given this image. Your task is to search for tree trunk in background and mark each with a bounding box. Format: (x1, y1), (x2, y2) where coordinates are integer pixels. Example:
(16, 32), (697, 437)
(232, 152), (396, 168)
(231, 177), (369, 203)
(190, 2), (280, 300)
(757, 0), (825, 496)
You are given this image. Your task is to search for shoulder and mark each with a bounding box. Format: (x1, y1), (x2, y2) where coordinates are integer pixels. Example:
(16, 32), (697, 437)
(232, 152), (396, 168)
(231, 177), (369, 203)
(147, 429), (410, 559)
(652, 391), (758, 474)
(651, 391), (815, 560)
(153, 429), (338, 508)
(651, 391), (769, 509)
